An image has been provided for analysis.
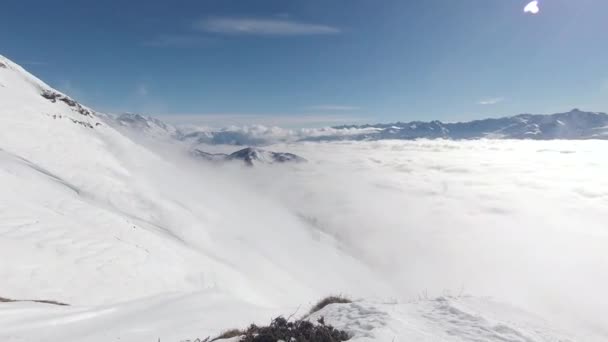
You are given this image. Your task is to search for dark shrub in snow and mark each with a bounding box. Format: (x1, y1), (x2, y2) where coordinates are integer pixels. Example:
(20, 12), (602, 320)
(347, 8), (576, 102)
(308, 295), (352, 315)
(0, 296), (68, 306)
(211, 328), (244, 341)
(238, 316), (349, 342)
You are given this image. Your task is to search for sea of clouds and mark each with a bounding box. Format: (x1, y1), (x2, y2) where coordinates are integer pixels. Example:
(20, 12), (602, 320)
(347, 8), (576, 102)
(199, 139), (608, 335)
(87, 124), (608, 336)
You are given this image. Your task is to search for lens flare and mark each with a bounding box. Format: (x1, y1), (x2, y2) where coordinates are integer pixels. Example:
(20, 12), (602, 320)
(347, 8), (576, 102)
(524, 1), (540, 14)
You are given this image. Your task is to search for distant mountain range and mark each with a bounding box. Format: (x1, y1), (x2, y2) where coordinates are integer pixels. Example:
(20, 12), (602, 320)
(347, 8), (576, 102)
(320, 109), (608, 141)
(115, 109), (608, 146)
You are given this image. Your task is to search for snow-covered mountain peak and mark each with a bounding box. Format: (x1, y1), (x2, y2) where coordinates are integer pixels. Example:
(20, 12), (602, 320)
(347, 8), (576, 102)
(115, 112), (179, 137)
(305, 109), (608, 142)
(0, 54), (53, 94)
(568, 108), (585, 114)
(0, 55), (97, 123)
(192, 146), (307, 166)
(228, 147), (276, 164)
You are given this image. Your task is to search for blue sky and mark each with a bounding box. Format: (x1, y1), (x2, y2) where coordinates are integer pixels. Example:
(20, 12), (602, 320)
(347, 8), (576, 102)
(1, 0), (607, 126)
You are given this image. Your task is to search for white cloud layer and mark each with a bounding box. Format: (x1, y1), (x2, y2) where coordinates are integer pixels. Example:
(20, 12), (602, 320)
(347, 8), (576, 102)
(307, 105), (361, 111)
(196, 17), (340, 36)
(176, 124), (380, 146)
(230, 139), (608, 332)
(135, 83), (148, 97)
(477, 97), (504, 105)
(142, 34), (213, 48)
(159, 113), (367, 129)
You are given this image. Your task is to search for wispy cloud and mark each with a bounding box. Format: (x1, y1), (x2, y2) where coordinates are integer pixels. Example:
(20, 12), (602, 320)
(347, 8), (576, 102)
(477, 97), (505, 105)
(135, 83), (148, 97)
(142, 34), (213, 48)
(307, 105), (361, 111)
(157, 113), (367, 128)
(195, 17), (340, 36)
(601, 79), (608, 93)
(57, 79), (87, 102)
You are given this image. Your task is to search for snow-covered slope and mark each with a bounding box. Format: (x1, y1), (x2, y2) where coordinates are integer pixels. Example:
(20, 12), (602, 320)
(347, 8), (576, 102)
(0, 54), (386, 307)
(310, 297), (581, 342)
(0, 55), (212, 304)
(0, 295), (588, 342)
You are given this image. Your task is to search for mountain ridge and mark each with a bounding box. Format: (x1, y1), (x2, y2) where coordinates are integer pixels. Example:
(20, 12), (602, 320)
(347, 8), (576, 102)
(192, 147), (307, 166)
(324, 109), (608, 141)
(114, 109), (608, 147)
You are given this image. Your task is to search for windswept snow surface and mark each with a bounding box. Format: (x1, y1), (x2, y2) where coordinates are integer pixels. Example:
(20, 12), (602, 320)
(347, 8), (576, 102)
(0, 295), (586, 342)
(309, 297), (580, 342)
(1, 55), (608, 341)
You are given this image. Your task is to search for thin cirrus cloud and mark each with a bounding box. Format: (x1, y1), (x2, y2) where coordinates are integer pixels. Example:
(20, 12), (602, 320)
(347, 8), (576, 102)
(135, 83), (148, 97)
(601, 79), (608, 92)
(477, 97), (505, 105)
(195, 17), (341, 36)
(142, 34), (213, 48)
(157, 113), (367, 128)
(307, 105), (361, 111)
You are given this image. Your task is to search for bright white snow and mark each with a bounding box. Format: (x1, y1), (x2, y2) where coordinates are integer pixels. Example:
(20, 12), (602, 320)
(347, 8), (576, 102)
(0, 295), (586, 342)
(1, 54), (607, 341)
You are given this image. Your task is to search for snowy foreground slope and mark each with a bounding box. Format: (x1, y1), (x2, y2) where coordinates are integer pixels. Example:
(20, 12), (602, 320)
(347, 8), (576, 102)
(0, 295), (582, 342)
(1, 55), (608, 341)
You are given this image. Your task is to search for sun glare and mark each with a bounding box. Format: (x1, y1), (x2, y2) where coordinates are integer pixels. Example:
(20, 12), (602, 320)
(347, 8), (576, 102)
(524, 1), (540, 14)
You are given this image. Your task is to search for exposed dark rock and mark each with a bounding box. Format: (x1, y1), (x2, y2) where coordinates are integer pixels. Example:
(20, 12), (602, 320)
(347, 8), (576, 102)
(41, 90), (94, 117)
(228, 147), (306, 166)
(192, 147), (307, 166)
(70, 118), (94, 129)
